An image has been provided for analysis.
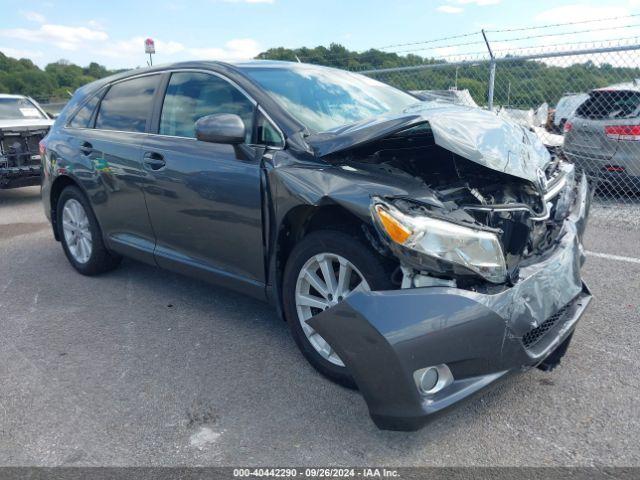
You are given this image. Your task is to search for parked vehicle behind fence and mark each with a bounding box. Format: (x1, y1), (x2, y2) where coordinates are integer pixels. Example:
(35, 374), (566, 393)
(40, 61), (592, 430)
(0, 94), (53, 189)
(563, 84), (640, 192)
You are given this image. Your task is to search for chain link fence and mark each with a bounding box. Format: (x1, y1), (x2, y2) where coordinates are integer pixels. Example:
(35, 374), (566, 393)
(357, 40), (640, 227)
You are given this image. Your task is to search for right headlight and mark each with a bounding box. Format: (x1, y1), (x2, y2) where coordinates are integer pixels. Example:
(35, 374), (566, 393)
(372, 201), (507, 284)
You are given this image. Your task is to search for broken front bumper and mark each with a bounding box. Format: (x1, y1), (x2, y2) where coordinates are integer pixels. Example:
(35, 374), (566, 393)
(308, 174), (592, 431)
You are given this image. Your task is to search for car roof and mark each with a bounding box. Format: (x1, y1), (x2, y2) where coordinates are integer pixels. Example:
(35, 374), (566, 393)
(76, 59), (318, 92)
(230, 59), (330, 69)
(593, 81), (640, 93)
(107, 59), (339, 81)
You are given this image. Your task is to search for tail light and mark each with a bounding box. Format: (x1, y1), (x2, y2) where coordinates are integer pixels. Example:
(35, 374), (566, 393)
(563, 121), (572, 133)
(604, 125), (640, 141)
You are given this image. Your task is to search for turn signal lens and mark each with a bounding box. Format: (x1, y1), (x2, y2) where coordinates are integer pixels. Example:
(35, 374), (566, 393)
(374, 205), (412, 244)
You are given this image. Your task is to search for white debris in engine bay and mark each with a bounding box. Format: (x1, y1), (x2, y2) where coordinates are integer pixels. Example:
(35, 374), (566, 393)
(401, 267), (457, 289)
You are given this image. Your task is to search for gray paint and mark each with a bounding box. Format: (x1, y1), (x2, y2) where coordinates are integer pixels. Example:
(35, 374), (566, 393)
(195, 113), (246, 144)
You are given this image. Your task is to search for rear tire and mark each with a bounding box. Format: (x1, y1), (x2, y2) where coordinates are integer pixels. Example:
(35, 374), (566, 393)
(57, 186), (122, 275)
(282, 230), (395, 388)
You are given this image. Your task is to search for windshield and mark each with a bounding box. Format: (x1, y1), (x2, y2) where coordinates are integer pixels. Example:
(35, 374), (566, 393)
(0, 97), (46, 120)
(244, 66), (419, 132)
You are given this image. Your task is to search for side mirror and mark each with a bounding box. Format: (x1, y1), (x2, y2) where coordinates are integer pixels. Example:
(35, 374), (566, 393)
(195, 113), (245, 145)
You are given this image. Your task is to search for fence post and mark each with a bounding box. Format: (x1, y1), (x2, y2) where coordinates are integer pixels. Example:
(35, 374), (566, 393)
(482, 29), (496, 110)
(488, 60), (496, 110)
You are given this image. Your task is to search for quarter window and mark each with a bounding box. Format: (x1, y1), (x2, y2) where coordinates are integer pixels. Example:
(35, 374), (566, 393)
(256, 111), (284, 147)
(159, 72), (254, 141)
(95, 75), (160, 133)
(68, 93), (100, 128)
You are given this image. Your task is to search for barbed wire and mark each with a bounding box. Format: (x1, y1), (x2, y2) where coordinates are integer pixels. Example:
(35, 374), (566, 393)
(287, 16), (640, 66)
(376, 31), (482, 51)
(294, 36), (489, 63)
(485, 13), (640, 34)
(490, 35), (640, 56)
(297, 35), (640, 66)
(389, 38), (488, 55)
(484, 22), (640, 45)
(370, 14), (640, 55)
(384, 25), (640, 57)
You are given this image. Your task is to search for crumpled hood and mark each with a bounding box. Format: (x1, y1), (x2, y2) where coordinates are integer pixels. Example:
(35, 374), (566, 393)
(306, 102), (551, 185)
(0, 119), (54, 129)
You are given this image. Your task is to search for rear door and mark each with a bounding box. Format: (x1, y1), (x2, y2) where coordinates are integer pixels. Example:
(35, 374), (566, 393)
(141, 70), (280, 293)
(78, 74), (161, 263)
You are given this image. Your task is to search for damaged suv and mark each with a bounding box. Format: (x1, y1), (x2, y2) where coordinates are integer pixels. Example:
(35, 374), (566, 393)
(41, 61), (592, 431)
(0, 94), (53, 189)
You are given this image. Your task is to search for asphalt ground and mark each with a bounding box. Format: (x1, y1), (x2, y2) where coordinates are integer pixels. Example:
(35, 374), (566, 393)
(0, 186), (639, 466)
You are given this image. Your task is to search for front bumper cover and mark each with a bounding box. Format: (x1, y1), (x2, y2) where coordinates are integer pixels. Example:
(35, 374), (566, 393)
(308, 173), (593, 431)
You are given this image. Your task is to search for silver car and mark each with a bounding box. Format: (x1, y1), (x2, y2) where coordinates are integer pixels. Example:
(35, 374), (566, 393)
(563, 83), (640, 191)
(0, 94), (54, 189)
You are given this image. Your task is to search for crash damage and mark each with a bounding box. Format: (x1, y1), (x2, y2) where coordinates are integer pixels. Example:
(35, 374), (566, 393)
(0, 95), (53, 189)
(0, 123), (49, 189)
(268, 103), (593, 430)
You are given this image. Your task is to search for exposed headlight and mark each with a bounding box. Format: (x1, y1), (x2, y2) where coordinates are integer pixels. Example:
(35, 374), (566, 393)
(372, 201), (507, 283)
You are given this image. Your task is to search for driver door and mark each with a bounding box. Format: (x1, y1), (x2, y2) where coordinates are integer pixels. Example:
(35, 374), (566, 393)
(141, 71), (267, 294)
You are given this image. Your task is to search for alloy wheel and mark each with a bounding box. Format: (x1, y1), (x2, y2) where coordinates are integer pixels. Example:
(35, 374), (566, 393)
(62, 198), (93, 264)
(295, 253), (370, 366)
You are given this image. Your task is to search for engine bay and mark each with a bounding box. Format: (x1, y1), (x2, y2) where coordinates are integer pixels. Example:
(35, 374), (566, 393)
(328, 127), (578, 287)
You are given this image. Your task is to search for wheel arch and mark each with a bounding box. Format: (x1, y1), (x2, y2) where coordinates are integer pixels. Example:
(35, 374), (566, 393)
(271, 203), (380, 319)
(49, 175), (89, 241)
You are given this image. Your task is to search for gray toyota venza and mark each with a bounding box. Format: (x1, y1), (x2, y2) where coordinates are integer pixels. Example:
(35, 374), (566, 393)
(41, 60), (592, 430)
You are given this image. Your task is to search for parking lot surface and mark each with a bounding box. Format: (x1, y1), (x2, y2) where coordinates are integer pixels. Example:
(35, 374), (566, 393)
(1, 186), (639, 466)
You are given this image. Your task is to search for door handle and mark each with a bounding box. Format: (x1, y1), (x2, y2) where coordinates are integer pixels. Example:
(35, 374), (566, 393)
(80, 141), (93, 156)
(143, 151), (166, 170)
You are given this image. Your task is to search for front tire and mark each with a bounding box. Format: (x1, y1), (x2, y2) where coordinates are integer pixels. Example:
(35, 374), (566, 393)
(282, 230), (395, 388)
(57, 186), (122, 275)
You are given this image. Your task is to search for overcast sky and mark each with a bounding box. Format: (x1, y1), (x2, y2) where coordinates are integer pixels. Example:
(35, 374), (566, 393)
(1, 0), (640, 68)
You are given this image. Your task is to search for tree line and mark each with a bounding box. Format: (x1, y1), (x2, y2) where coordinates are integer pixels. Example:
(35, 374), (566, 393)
(2, 43), (640, 108)
(0, 52), (119, 103)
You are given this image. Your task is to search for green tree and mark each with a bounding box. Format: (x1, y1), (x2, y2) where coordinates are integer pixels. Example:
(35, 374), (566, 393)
(0, 51), (115, 102)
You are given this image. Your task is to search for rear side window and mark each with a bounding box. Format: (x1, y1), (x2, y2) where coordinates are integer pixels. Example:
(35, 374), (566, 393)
(95, 75), (160, 133)
(575, 90), (640, 120)
(159, 72), (254, 140)
(68, 94), (100, 128)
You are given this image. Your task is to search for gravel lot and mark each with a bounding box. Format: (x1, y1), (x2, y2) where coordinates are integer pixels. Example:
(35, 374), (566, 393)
(1, 186), (639, 467)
